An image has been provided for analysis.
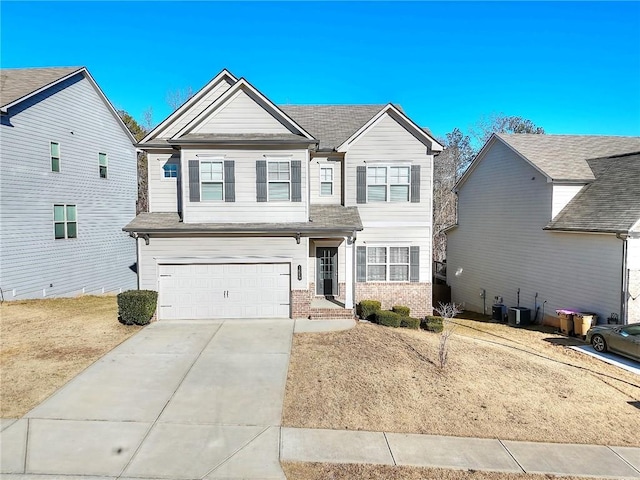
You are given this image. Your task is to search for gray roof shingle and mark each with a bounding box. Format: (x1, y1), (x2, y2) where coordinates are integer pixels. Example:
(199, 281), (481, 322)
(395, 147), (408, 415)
(170, 133), (314, 145)
(1, 66), (83, 108)
(497, 133), (640, 181)
(545, 152), (640, 233)
(124, 205), (363, 234)
(280, 105), (384, 150)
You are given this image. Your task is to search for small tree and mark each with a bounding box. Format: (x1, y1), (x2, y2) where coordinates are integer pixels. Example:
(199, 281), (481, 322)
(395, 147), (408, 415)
(433, 302), (462, 370)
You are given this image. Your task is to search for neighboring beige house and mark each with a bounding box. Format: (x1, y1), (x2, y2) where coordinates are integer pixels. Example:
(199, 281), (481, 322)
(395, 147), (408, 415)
(125, 70), (443, 320)
(446, 133), (640, 326)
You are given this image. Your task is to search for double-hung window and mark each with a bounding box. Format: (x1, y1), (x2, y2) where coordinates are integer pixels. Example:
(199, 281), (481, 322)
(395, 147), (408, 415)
(366, 246), (410, 282)
(200, 161), (224, 201)
(54, 204), (77, 239)
(51, 142), (60, 172)
(163, 163), (178, 178)
(268, 161), (290, 201)
(99, 153), (108, 179)
(367, 166), (410, 202)
(320, 166), (333, 196)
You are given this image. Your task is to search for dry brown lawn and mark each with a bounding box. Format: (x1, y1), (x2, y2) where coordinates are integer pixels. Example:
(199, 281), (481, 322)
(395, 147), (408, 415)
(282, 462), (594, 480)
(0, 296), (141, 418)
(282, 315), (640, 446)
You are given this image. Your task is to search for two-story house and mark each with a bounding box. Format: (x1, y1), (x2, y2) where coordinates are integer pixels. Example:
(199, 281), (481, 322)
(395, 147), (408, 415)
(0, 67), (138, 300)
(125, 70), (442, 320)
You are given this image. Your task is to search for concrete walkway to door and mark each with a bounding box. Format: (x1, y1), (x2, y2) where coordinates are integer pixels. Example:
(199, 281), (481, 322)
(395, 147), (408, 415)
(1, 319), (295, 479)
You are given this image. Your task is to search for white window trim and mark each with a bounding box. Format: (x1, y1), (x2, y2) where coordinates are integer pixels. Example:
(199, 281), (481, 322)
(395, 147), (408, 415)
(50, 141), (61, 173)
(366, 164), (411, 203)
(319, 165), (334, 196)
(53, 204), (77, 240)
(199, 159), (225, 202)
(365, 245), (411, 283)
(162, 162), (179, 181)
(267, 159), (291, 202)
(99, 152), (108, 179)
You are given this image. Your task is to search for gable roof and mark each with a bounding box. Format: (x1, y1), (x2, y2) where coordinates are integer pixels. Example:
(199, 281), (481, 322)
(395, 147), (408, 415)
(0, 66), (136, 143)
(544, 152), (640, 234)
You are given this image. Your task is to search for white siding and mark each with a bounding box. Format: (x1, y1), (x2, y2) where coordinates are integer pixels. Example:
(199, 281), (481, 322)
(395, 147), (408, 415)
(148, 152), (180, 213)
(310, 155), (342, 205)
(138, 236), (308, 292)
(447, 140), (622, 322)
(0, 73), (137, 299)
(627, 238), (640, 323)
(181, 148), (308, 223)
(192, 89), (292, 135)
(552, 184), (585, 219)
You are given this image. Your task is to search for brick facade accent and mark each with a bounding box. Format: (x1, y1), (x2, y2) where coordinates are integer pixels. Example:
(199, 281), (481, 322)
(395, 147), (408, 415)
(355, 282), (433, 318)
(291, 288), (312, 319)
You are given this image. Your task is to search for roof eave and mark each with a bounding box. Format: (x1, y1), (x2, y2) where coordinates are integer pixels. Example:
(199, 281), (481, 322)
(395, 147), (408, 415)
(166, 138), (317, 146)
(123, 225), (363, 235)
(542, 226), (628, 234)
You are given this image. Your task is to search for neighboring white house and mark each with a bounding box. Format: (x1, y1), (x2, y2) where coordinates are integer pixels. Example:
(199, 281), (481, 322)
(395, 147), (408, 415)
(446, 133), (640, 326)
(125, 69), (443, 320)
(0, 67), (138, 300)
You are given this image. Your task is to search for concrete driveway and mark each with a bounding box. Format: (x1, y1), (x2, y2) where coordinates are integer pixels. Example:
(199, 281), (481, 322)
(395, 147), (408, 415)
(1, 319), (294, 479)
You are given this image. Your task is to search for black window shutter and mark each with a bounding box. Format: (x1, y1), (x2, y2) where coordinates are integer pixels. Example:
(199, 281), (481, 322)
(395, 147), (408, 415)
(411, 165), (420, 203)
(188, 160), (200, 202)
(410, 246), (420, 283)
(291, 160), (302, 202)
(356, 246), (367, 282)
(224, 160), (235, 202)
(356, 166), (366, 204)
(256, 160), (267, 202)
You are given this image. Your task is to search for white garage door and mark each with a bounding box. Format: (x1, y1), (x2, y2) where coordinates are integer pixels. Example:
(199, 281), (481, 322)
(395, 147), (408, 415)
(158, 263), (290, 320)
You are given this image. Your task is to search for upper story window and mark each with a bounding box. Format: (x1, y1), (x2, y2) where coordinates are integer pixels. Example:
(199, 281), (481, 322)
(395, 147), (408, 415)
(320, 166), (333, 196)
(268, 161), (290, 201)
(366, 246), (410, 282)
(367, 166), (410, 202)
(54, 204), (77, 239)
(163, 163), (178, 179)
(99, 153), (108, 179)
(51, 142), (60, 172)
(200, 161), (224, 201)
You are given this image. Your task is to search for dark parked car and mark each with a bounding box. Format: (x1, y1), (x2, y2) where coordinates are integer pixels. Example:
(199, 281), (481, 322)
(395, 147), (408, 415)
(586, 324), (640, 362)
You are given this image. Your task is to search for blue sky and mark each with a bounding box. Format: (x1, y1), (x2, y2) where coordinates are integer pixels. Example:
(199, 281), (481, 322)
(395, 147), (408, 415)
(2, 2), (639, 140)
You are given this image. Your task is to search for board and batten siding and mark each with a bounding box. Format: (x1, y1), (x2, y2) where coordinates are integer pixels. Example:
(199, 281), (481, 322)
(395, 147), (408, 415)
(138, 236), (308, 291)
(0, 73), (137, 299)
(309, 156), (343, 205)
(191, 89), (294, 135)
(552, 184), (585, 219)
(447, 139), (622, 323)
(148, 152), (180, 213)
(180, 148), (308, 223)
(344, 113), (433, 225)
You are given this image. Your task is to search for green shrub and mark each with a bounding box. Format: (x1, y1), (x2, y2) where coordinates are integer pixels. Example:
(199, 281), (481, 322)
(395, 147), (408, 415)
(377, 310), (402, 328)
(392, 305), (410, 317)
(422, 316), (444, 333)
(117, 290), (158, 326)
(357, 300), (381, 320)
(400, 317), (421, 329)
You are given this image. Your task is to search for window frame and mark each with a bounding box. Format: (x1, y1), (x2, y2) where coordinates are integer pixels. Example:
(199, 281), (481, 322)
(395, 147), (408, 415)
(199, 159), (225, 202)
(267, 159), (291, 202)
(366, 165), (411, 203)
(50, 141), (61, 172)
(53, 204), (77, 240)
(365, 245), (411, 282)
(99, 152), (108, 179)
(319, 165), (334, 196)
(162, 162), (178, 180)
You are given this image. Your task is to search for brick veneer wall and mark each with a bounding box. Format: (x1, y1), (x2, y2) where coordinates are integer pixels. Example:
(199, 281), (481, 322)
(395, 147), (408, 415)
(355, 282), (433, 318)
(292, 288), (312, 319)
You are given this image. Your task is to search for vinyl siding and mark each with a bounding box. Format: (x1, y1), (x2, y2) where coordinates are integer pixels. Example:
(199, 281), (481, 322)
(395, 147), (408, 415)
(181, 148), (308, 223)
(0, 73), (137, 299)
(148, 152), (180, 212)
(628, 238), (640, 323)
(310, 155), (342, 205)
(138, 236), (308, 291)
(192, 89), (293, 135)
(552, 184), (585, 219)
(344, 113), (433, 225)
(159, 79), (233, 139)
(447, 140), (622, 322)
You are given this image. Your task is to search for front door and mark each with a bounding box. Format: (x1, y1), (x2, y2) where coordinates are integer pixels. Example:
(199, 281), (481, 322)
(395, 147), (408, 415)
(316, 247), (338, 297)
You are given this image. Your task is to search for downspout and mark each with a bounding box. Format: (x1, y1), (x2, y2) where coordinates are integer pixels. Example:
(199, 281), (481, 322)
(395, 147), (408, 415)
(617, 233), (629, 325)
(350, 230), (357, 312)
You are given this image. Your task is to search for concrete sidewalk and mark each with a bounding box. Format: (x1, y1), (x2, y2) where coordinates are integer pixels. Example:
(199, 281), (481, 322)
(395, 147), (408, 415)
(281, 427), (640, 479)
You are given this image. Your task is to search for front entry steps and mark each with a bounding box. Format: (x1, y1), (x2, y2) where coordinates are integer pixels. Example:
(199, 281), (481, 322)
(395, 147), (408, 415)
(309, 297), (355, 320)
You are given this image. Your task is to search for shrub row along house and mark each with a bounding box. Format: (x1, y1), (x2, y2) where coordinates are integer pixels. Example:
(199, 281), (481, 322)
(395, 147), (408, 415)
(0, 67), (137, 300)
(446, 134), (640, 325)
(125, 70), (443, 320)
